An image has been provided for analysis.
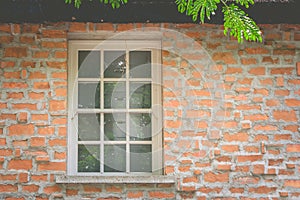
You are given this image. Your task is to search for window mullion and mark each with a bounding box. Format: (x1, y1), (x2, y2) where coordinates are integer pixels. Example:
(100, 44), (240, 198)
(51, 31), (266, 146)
(100, 50), (104, 174)
(126, 49), (130, 173)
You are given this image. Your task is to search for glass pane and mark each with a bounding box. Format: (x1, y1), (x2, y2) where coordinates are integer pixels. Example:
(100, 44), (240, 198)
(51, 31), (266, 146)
(78, 51), (100, 78)
(104, 51), (126, 78)
(78, 113), (100, 141)
(104, 145), (126, 172)
(78, 82), (100, 109)
(78, 145), (100, 172)
(130, 82), (151, 108)
(129, 51), (151, 78)
(104, 82), (126, 109)
(104, 113), (126, 141)
(130, 113), (151, 141)
(130, 145), (152, 172)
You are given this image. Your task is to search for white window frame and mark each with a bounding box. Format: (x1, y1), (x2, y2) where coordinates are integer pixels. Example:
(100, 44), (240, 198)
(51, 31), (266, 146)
(67, 40), (162, 176)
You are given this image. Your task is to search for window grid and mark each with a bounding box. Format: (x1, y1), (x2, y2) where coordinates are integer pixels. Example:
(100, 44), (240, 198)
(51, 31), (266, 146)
(68, 40), (162, 176)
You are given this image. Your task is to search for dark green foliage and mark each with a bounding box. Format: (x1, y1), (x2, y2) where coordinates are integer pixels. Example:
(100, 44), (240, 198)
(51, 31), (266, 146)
(175, 0), (262, 43)
(65, 0), (127, 9)
(65, 0), (263, 43)
(223, 3), (262, 43)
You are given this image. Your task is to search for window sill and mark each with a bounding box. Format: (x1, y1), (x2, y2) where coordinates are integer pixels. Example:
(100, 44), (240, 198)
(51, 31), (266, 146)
(56, 175), (176, 184)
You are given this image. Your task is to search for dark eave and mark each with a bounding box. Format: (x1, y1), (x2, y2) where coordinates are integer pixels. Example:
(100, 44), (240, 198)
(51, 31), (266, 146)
(0, 0), (299, 24)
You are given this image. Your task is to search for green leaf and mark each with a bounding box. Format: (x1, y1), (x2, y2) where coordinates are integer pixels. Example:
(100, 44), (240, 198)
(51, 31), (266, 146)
(223, 3), (262, 43)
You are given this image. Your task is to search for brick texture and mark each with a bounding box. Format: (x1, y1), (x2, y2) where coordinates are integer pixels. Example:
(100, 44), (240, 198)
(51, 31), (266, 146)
(0, 22), (299, 199)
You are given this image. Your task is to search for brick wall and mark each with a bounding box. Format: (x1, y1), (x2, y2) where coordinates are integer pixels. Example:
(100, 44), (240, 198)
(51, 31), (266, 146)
(0, 22), (299, 199)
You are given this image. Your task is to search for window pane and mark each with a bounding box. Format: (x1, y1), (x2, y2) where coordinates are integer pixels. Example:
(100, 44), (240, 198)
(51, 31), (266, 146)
(78, 51), (100, 78)
(78, 113), (100, 141)
(78, 145), (100, 172)
(104, 82), (126, 109)
(78, 82), (100, 108)
(130, 113), (151, 141)
(130, 145), (152, 172)
(129, 51), (151, 78)
(104, 51), (126, 78)
(130, 82), (151, 108)
(104, 113), (126, 141)
(104, 145), (126, 172)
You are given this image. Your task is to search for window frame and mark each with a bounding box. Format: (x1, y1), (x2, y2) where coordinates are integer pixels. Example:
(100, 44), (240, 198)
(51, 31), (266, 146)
(67, 40), (162, 176)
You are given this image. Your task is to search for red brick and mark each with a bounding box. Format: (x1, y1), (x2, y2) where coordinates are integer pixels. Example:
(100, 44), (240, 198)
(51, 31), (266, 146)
(0, 149), (13, 156)
(33, 82), (50, 89)
(28, 92), (45, 100)
(49, 139), (66, 147)
(226, 67), (242, 74)
(245, 47), (269, 54)
(0, 61), (15, 68)
(105, 185), (122, 193)
(33, 51), (49, 58)
(31, 174), (48, 182)
(204, 172), (229, 183)
(241, 58), (257, 65)
(46, 61), (67, 69)
(294, 62), (300, 77)
(286, 144), (300, 153)
(8, 159), (32, 170)
(148, 191), (175, 199)
(0, 24), (11, 33)
(266, 99), (280, 107)
(17, 112), (28, 123)
(54, 51), (67, 59)
(273, 49), (295, 55)
(273, 110), (297, 122)
(230, 187), (244, 193)
(49, 100), (66, 111)
(22, 24), (40, 33)
(117, 24), (134, 31)
(69, 22), (86, 32)
(8, 124), (35, 136)
(244, 114), (268, 121)
(43, 185), (62, 194)
(83, 185), (102, 193)
(221, 145), (239, 152)
(0, 35), (13, 43)
(20, 36), (35, 44)
(224, 132), (248, 142)
(66, 189), (78, 196)
(42, 29), (66, 38)
(41, 41), (67, 48)
(127, 191), (143, 198)
(213, 52), (237, 64)
(270, 67), (294, 75)
(38, 162), (66, 171)
(237, 155), (263, 162)
(0, 184), (18, 192)
(23, 184), (39, 192)
(2, 82), (28, 89)
(285, 99), (300, 107)
(38, 127), (55, 135)
(12, 103), (37, 110)
(248, 186), (277, 194)
(30, 137), (46, 147)
(95, 23), (114, 31)
(4, 47), (27, 58)
(253, 125), (277, 131)
(284, 180), (300, 188)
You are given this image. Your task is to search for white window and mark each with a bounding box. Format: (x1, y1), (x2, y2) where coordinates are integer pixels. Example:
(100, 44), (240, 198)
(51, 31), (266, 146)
(67, 40), (162, 176)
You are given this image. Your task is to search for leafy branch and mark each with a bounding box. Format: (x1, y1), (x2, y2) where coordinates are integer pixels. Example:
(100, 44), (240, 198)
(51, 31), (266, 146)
(65, 0), (263, 43)
(65, 0), (128, 9)
(175, 0), (262, 43)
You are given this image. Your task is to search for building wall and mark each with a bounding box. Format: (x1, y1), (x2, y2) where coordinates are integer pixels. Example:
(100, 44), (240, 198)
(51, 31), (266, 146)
(0, 22), (299, 199)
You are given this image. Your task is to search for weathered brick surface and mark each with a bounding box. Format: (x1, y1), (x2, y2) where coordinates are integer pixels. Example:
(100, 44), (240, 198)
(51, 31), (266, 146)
(0, 22), (299, 199)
